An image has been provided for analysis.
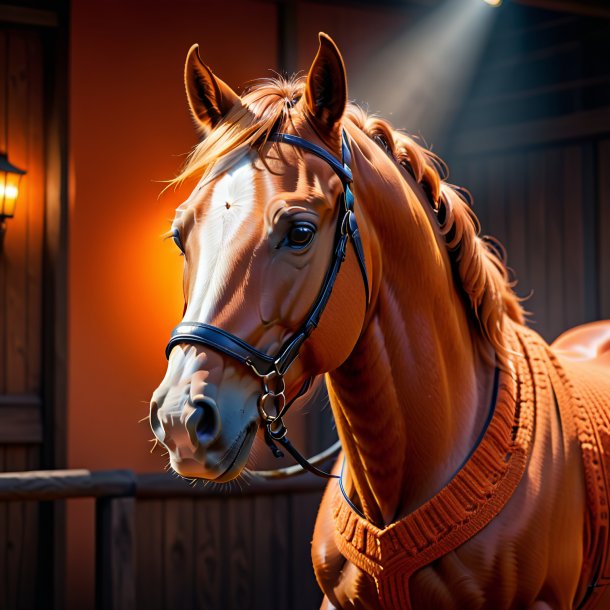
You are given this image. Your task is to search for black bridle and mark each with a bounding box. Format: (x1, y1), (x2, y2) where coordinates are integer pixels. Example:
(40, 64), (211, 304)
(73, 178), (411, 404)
(165, 130), (369, 483)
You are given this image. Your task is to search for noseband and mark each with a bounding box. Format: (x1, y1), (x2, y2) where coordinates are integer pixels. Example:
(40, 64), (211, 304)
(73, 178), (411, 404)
(165, 130), (369, 483)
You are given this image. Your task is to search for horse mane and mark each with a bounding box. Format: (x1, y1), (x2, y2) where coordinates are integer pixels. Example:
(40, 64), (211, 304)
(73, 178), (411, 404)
(171, 77), (524, 362)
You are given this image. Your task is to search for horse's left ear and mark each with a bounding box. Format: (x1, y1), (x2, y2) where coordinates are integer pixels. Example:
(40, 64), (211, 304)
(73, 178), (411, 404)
(304, 33), (347, 135)
(184, 44), (241, 137)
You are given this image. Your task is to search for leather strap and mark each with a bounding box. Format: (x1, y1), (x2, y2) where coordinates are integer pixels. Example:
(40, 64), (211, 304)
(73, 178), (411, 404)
(267, 133), (353, 183)
(166, 322), (275, 374)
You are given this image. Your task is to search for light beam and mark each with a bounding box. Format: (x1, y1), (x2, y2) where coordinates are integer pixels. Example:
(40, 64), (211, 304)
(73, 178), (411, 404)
(351, 0), (500, 147)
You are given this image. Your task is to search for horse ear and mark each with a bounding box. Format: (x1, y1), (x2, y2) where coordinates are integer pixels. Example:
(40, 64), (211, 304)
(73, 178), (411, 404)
(304, 33), (347, 134)
(184, 44), (241, 136)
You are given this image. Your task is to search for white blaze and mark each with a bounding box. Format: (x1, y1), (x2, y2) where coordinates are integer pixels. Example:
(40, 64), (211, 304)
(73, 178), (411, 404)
(185, 157), (258, 322)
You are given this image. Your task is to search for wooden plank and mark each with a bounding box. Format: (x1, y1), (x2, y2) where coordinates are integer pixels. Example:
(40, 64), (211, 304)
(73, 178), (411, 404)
(466, 158), (489, 236)
(290, 491), (324, 610)
(0, 468), (327, 501)
(136, 471), (326, 498)
(0, 6), (59, 27)
(0, 404), (43, 443)
(20, 447), (40, 610)
(5, 30), (28, 394)
(512, 0), (610, 18)
(561, 145), (586, 332)
(598, 140), (610, 319)
(134, 500), (164, 610)
(5, 447), (28, 610)
(227, 497), (254, 609)
(525, 148), (549, 338)
(580, 143), (598, 323)
(0, 447), (7, 609)
(487, 155), (508, 250)
(505, 152), (528, 300)
(0, 469), (135, 501)
(25, 30), (44, 395)
(453, 107), (610, 155)
(0, 30), (7, 393)
(194, 497), (223, 610)
(41, 2), (69, 473)
(0, 394), (41, 407)
(41, 20), (70, 610)
(544, 148), (565, 340)
(163, 498), (194, 610)
(17, 502), (38, 608)
(96, 496), (136, 610)
(272, 494), (292, 609)
(254, 494), (290, 610)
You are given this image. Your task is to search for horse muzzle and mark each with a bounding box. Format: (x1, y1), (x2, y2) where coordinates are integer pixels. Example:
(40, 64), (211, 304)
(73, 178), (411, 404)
(149, 378), (259, 481)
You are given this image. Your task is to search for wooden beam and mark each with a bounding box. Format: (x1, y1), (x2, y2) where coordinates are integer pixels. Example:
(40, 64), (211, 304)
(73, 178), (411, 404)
(96, 497), (136, 610)
(453, 107), (610, 155)
(42, 6), (69, 472)
(135, 471), (327, 498)
(0, 469), (135, 500)
(277, 0), (298, 74)
(0, 5), (58, 27)
(0, 400), (42, 443)
(0, 468), (327, 501)
(512, 0), (610, 19)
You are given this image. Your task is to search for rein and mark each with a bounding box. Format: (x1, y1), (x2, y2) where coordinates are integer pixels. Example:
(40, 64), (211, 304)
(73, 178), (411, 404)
(165, 131), (369, 503)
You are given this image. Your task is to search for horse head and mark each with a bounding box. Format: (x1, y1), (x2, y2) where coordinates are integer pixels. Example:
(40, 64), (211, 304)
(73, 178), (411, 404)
(150, 35), (370, 481)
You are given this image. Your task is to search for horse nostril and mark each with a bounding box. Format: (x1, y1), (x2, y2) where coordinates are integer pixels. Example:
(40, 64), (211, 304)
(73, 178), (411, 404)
(186, 396), (221, 448)
(149, 401), (165, 443)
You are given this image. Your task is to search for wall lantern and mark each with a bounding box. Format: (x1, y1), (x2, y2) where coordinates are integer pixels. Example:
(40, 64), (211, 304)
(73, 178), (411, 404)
(0, 152), (26, 250)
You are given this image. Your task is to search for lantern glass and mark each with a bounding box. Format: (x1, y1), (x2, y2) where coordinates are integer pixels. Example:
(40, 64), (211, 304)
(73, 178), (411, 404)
(0, 153), (26, 220)
(0, 171), (23, 218)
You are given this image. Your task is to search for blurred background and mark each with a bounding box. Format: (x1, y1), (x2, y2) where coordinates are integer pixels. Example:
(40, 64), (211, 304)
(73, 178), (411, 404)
(0, 0), (609, 608)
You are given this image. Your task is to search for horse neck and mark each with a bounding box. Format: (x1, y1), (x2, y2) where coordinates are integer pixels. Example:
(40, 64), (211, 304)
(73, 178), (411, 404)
(326, 136), (496, 526)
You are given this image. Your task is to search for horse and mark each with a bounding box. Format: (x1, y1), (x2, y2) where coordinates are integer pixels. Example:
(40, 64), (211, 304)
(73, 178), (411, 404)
(149, 33), (610, 609)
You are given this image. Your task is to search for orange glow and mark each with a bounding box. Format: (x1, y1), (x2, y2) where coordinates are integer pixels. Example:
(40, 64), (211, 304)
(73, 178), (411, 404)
(483, 0), (502, 6)
(1, 184), (18, 199)
(0, 178), (21, 217)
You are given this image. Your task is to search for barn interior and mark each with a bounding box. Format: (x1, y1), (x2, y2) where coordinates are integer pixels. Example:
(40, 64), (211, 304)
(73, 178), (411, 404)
(0, 0), (609, 608)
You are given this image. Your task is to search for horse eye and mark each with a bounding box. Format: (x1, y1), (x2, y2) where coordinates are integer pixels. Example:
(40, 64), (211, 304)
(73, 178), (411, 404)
(172, 228), (184, 254)
(285, 223), (316, 249)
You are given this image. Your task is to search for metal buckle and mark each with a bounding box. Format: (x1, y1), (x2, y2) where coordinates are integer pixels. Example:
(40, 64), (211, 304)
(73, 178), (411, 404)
(257, 391), (286, 423)
(267, 418), (288, 440)
(263, 370), (285, 395)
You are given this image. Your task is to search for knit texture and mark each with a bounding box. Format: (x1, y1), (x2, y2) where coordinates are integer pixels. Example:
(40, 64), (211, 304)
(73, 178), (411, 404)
(551, 347), (610, 609)
(331, 323), (610, 609)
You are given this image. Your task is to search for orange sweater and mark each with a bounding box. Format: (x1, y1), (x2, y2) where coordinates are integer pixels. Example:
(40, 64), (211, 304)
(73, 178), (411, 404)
(331, 325), (610, 609)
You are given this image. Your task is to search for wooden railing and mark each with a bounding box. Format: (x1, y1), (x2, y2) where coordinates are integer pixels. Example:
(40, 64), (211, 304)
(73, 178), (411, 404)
(0, 469), (327, 610)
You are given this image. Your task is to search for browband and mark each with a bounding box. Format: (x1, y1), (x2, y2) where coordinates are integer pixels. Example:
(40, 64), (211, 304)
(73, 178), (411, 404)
(267, 132), (353, 183)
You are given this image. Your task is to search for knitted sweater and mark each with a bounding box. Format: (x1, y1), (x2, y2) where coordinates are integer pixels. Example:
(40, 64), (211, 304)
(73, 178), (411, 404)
(330, 324), (610, 609)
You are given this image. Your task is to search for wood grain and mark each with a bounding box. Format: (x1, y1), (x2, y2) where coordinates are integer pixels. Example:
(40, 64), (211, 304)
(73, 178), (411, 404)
(5, 30), (28, 395)
(194, 497), (223, 610)
(598, 140), (610, 319)
(134, 500), (164, 610)
(96, 496), (136, 610)
(163, 498), (195, 610)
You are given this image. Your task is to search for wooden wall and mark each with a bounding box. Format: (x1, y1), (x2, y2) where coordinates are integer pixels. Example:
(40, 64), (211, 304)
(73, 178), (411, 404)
(0, 25), (45, 610)
(445, 5), (610, 341)
(0, 5), (69, 607)
(0, 26), (45, 453)
(134, 488), (323, 610)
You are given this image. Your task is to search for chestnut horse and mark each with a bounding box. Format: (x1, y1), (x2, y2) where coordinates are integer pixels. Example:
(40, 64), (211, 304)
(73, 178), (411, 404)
(150, 34), (610, 609)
